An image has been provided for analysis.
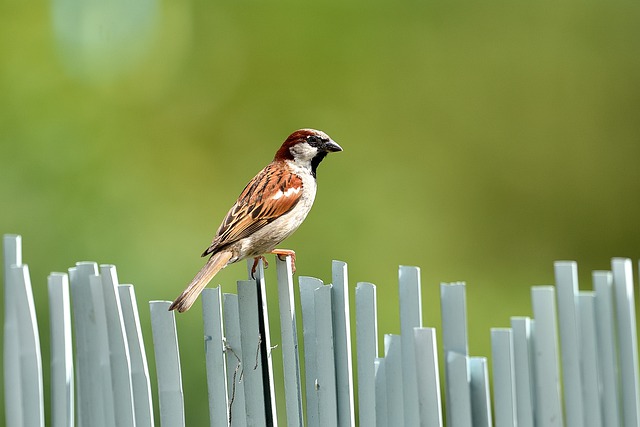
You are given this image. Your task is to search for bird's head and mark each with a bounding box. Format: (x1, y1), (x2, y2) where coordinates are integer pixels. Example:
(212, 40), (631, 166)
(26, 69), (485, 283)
(275, 129), (343, 177)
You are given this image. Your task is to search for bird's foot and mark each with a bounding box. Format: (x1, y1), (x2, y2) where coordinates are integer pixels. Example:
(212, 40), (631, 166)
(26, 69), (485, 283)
(251, 256), (269, 279)
(270, 249), (297, 273)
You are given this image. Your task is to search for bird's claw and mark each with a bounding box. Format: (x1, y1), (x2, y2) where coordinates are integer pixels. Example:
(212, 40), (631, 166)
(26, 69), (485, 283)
(251, 256), (269, 279)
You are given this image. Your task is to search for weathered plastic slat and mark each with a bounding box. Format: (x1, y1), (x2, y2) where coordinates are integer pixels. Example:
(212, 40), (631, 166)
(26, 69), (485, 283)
(202, 287), (229, 427)
(491, 328), (516, 427)
(314, 284), (338, 426)
(413, 327), (443, 427)
(612, 258), (640, 427)
(510, 317), (535, 427)
(300, 276), (324, 427)
(100, 265), (135, 427)
(222, 293), (247, 427)
(446, 352), (472, 427)
(331, 260), (355, 427)
(384, 335), (405, 427)
(356, 282), (378, 427)
(275, 256), (304, 427)
(578, 292), (603, 427)
(554, 261), (585, 427)
(48, 273), (74, 427)
(3, 234), (23, 427)
(69, 262), (105, 427)
(470, 357), (492, 427)
(398, 266), (422, 426)
(10, 264), (45, 427)
(593, 271), (621, 427)
(118, 285), (154, 427)
(531, 286), (564, 427)
(150, 301), (185, 427)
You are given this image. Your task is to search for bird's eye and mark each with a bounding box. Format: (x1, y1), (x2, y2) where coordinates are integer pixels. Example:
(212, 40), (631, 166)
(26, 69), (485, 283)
(306, 135), (319, 144)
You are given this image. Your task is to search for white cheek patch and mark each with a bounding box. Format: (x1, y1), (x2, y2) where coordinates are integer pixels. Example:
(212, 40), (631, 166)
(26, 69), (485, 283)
(290, 143), (319, 161)
(272, 187), (301, 200)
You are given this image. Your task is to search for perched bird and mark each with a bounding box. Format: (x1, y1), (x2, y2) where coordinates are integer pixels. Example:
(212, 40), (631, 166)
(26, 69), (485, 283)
(169, 128), (343, 312)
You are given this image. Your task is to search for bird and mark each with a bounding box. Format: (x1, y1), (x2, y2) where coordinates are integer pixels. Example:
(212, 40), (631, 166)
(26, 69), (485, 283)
(169, 128), (343, 312)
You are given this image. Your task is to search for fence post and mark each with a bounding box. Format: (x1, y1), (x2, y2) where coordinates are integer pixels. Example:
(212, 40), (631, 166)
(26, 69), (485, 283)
(356, 282), (378, 427)
(48, 272), (74, 427)
(383, 334), (405, 427)
(510, 317), (535, 427)
(315, 284), (338, 427)
(578, 292), (603, 427)
(300, 276), (324, 427)
(491, 328), (516, 427)
(413, 327), (442, 427)
(150, 301), (185, 427)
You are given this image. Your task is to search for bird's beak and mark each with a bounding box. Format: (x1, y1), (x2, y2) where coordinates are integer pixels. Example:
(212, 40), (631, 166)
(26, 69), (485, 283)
(324, 139), (343, 153)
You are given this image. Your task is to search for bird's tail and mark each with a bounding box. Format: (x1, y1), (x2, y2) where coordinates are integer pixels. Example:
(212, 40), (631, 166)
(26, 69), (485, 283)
(169, 251), (233, 313)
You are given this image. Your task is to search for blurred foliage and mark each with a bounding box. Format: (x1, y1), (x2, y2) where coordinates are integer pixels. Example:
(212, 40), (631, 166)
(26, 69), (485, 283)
(1, 0), (640, 424)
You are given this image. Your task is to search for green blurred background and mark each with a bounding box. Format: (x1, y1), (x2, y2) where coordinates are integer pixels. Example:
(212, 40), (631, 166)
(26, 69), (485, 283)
(2, 0), (640, 424)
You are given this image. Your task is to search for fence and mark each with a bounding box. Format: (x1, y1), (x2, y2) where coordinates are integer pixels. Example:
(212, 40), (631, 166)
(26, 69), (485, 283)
(3, 232), (640, 427)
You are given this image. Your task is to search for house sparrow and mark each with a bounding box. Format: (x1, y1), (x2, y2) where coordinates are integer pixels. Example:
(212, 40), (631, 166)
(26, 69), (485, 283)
(169, 128), (342, 312)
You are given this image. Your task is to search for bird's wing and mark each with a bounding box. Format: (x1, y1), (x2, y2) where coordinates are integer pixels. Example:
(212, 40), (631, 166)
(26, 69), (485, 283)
(202, 162), (304, 256)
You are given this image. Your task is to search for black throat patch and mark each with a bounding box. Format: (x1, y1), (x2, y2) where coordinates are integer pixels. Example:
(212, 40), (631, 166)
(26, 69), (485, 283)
(310, 151), (328, 179)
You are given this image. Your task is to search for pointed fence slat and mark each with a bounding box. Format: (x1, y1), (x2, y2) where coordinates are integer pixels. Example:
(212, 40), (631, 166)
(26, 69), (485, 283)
(510, 317), (535, 427)
(48, 273), (74, 427)
(300, 276), (324, 427)
(383, 334), (405, 427)
(331, 260), (355, 427)
(222, 293), (247, 427)
(118, 285), (154, 427)
(275, 256), (304, 427)
(554, 261), (585, 427)
(593, 271), (621, 427)
(612, 258), (640, 427)
(202, 287), (229, 427)
(398, 266), (422, 427)
(150, 301), (185, 427)
(491, 328), (516, 427)
(578, 292), (603, 427)
(99, 265), (136, 427)
(9, 264), (45, 427)
(314, 284), (338, 426)
(3, 234), (24, 427)
(413, 327), (442, 427)
(355, 282), (378, 427)
(531, 286), (564, 427)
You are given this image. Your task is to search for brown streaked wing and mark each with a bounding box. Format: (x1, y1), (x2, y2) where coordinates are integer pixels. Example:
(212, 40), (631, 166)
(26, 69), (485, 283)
(202, 162), (304, 256)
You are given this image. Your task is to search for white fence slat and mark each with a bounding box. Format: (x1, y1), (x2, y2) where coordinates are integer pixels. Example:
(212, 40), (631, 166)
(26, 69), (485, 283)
(413, 327), (443, 427)
(300, 276), (324, 427)
(510, 317), (535, 427)
(89, 274), (117, 427)
(10, 264), (45, 427)
(3, 234), (23, 427)
(470, 357), (492, 427)
(69, 262), (106, 427)
(398, 266), (422, 426)
(441, 282), (469, 426)
(48, 273), (74, 427)
(491, 328), (516, 427)
(446, 352), (472, 427)
(531, 286), (564, 427)
(612, 258), (640, 427)
(248, 260), (278, 424)
(237, 279), (268, 426)
(355, 282), (378, 427)
(100, 265), (136, 427)
(202, 287), (229, 427)
(383, 334), (405, 427)
(593, 271), (621, 427)
(222, 293), (247, 427)
(331, 260), (355, 427)
(275, 256), (304, 427)
(554, 261), (585, 427)
(149, 301), (185, 427)
(118, 285), (155, 427)
(374, 358), (388, 427)
(314, 284), (338, 427)
(578, 292), (603, 427)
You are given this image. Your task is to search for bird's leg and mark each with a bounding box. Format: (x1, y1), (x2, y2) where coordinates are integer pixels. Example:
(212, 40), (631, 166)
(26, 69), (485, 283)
(251, 255), (269, 279)
(270, 249), (297, 273)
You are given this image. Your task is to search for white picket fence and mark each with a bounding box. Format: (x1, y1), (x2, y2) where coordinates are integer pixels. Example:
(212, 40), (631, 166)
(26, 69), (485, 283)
(3, 232), (640, 426)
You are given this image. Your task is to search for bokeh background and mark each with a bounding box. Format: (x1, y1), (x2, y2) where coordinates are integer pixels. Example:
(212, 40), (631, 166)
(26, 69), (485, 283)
(2, 0), (640, 424)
